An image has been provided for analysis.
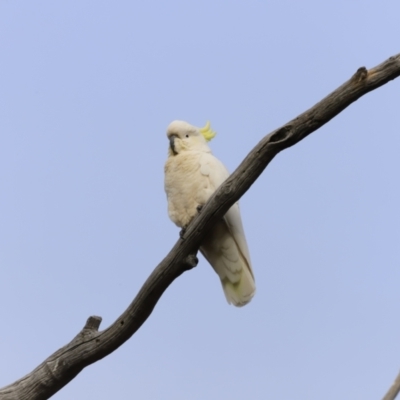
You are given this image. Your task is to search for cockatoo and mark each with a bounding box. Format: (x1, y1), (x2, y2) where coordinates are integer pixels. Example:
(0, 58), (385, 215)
(164, 120), (255, 306)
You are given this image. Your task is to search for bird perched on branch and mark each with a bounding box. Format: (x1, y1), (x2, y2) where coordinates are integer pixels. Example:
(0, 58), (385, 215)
(164, 120), (255, 306)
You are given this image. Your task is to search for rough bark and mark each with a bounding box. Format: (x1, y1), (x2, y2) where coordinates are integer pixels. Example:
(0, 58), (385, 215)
(1, 53), (399, 400)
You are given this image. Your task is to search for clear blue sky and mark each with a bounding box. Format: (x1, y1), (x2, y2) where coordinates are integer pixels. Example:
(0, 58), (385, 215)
(1, 1), (399, 399)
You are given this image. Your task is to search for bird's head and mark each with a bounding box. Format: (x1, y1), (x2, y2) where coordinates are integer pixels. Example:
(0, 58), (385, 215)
(166, 120), (216, 156)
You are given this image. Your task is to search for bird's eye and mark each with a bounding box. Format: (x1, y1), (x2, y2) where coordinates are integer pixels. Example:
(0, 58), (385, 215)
(185, 134), (189, 138)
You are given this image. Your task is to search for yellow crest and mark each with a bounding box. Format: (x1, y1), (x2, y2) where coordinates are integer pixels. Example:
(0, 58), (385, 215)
(199, 121), (216, 142)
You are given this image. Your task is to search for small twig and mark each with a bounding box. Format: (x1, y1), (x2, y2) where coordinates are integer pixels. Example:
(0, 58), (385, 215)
(1, 53), (399, 400)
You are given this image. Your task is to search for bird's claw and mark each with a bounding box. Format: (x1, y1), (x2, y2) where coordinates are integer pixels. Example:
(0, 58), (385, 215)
(196, 205), (203, 213)
(179, 226), (187, 238)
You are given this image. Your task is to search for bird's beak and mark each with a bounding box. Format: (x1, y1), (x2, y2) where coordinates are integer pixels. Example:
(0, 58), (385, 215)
(169, 134), (178, 155)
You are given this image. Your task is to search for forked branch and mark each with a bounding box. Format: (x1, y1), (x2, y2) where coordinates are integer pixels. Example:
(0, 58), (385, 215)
(1, 53), (399, 400)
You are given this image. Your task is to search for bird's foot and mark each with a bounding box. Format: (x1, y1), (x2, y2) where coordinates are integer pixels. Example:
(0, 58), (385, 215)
(179, 226), (187, 238)
(196, 205), (203, 213)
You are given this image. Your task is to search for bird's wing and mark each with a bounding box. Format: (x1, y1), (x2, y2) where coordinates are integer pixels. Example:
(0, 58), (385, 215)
(199, 152), (230, 194)
(224, 203), (254, 278)
(199, 152), (253, 272)
(199, 153), (255, 306)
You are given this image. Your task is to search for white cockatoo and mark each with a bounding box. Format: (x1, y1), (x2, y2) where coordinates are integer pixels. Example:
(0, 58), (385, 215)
(164, 120), (255, 306)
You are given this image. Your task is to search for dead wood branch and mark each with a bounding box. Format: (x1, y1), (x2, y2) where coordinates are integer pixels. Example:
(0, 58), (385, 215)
(383, 370), (400, 400)
(1, 53), (399, 400)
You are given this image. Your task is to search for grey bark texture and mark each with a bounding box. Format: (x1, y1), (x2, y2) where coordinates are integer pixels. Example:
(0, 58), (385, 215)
(1, 53), (400, 400)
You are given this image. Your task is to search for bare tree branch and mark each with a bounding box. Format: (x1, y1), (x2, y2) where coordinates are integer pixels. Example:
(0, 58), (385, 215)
(1, 53), (399, 400)
(383, 371), (400, 400)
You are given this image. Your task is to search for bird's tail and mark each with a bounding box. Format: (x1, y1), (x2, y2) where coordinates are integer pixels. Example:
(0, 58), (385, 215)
(220, 263), (256, 307)
(200, 219), (256, 307)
